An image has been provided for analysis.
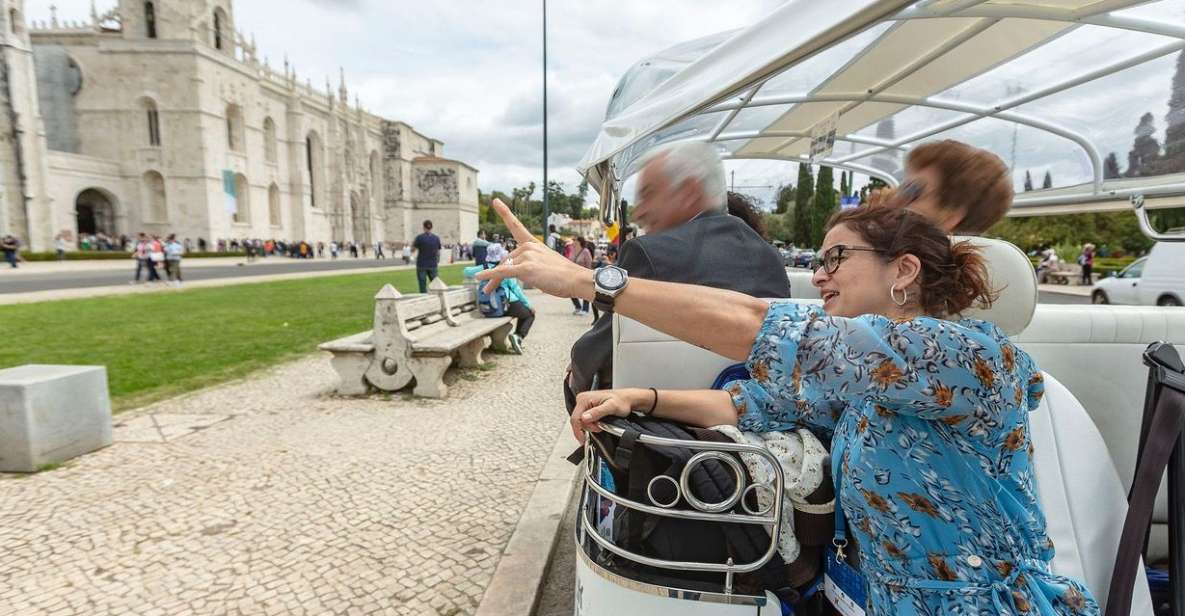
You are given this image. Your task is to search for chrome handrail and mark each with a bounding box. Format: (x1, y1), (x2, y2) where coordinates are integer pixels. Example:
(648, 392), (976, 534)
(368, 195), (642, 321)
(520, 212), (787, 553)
(1133, 195), (1185, 242)
(581, 419), (786, 596)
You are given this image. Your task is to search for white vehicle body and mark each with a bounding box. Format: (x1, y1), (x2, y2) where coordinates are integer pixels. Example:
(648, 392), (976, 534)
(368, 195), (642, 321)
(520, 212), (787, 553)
(1094, 257), (1148, 305)
(1140, 242), (1185, 306)
(571, 1), (1185, 615)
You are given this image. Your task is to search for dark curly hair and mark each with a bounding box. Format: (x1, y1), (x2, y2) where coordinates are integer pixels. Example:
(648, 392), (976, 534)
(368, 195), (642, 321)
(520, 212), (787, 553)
(826, 207), (997, 316)
(726, 191), (767, 240)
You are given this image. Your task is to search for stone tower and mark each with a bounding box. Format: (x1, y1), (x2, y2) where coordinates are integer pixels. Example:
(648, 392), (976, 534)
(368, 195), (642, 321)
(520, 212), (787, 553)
(0, 0), (52, 250)
(118, 0), (236, 48)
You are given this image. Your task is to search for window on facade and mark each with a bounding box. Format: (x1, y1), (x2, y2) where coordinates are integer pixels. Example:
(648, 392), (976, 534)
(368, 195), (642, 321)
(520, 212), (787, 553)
(225, 103), (244, 152)
(145, 2), (157, 38)
(268, 184), (281, 226)
(263, 117), (277, 163)
(9, 9), (18, 34)
(143, 99), (161, 146)
(213, 10), (223, 50)
(143, 171), (167, 222)
(233, 174), (250, 223)
(306, 132), (324, 208)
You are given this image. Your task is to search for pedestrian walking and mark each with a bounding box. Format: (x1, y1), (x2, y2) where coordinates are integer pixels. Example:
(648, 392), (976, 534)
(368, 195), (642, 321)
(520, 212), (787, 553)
(401, 243), (411, 265)
(54, 234), (67, 261)
(148, 235), (165, 282)
(412, 220), (441, 293)
(350, 242), (359, 258)
(472, 230), (490, 265)
(330, 241), (339, 259)
(131, 233), (151, 282)
(374, 241), (385, 259)
(1079, 243), (1095, 285)
(317, 241), (325, 258)
(569, 236), (593, 315)
(1, 234), (19, 268)
(164, 234), (184, 286)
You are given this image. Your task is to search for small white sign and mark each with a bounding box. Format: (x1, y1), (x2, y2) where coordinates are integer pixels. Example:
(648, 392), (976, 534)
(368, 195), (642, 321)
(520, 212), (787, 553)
(809, 111), (840, 162)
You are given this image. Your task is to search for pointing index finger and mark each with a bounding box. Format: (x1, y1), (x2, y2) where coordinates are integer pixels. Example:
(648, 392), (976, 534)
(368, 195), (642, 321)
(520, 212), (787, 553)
(491, 198), (538, 245)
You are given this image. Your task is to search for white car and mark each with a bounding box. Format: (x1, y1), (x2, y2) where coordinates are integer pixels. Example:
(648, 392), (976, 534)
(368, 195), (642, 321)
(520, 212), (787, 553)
(1092, 257), (1147, 305)
(1092, 242), (1185, 306)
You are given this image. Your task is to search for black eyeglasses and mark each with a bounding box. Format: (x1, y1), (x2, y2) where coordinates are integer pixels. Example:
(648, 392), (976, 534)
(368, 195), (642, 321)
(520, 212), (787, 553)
(810, 244), (884, 275)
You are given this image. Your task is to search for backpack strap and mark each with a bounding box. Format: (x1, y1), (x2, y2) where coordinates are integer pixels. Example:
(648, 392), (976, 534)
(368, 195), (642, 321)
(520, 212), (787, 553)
(1106, 343), (1185, 616)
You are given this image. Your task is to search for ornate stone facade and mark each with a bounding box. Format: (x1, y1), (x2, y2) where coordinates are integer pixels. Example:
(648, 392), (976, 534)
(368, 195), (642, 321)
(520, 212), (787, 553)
(0, 0), (478, 251)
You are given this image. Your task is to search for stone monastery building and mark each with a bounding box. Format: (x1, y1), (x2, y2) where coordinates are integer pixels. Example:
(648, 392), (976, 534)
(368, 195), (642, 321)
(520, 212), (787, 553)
(0, 0), (478, 252)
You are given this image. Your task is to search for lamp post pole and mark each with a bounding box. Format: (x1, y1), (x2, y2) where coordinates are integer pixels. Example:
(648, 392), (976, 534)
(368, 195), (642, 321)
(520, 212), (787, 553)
(541, 0), (549, 245)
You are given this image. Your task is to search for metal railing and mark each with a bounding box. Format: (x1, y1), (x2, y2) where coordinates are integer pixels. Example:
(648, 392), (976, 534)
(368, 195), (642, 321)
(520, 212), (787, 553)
(579, 419), (786, 596)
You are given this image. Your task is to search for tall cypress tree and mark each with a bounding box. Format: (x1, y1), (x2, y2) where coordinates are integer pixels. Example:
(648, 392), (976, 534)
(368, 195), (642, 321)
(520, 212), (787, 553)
(1042, 171), (1053, 189)
(1127, 112), (1161, 177)
(1023, 170), (1033, 192)
(1103, 153), (1122, 179)
(1159, 50), (1185, 173)
(793, 164), (813, 246)
(812, 166), (837, 248)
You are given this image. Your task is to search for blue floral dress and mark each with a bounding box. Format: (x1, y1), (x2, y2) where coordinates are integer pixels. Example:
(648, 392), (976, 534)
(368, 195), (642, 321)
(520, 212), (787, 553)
(724, 302), (1098, 616)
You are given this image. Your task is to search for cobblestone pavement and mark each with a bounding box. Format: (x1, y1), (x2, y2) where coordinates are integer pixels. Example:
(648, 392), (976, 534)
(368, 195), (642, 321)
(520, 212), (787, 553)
(0, 293), (588, 616)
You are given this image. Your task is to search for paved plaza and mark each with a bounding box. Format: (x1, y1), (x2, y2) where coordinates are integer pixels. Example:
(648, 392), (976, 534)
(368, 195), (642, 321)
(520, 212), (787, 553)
(0, 293), (584, 616)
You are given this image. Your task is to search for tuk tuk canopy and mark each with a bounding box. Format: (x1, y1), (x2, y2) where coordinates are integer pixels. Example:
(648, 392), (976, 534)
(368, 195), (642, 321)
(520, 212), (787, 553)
(579, 0), (1185, 218)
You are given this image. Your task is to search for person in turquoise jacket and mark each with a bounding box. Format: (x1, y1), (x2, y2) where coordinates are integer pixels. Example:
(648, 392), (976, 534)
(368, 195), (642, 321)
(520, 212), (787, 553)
(464, 256), (534, 354)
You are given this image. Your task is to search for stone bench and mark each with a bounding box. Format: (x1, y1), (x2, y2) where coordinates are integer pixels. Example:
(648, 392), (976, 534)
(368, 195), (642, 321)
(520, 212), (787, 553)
(319, 280), (514, 399)
(0, 365), (112, 472)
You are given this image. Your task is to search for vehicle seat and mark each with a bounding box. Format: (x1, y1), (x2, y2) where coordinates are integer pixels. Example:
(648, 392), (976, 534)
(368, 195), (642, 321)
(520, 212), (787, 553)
(612, 237), (1151, 611)
(787, 236), (1038, 335)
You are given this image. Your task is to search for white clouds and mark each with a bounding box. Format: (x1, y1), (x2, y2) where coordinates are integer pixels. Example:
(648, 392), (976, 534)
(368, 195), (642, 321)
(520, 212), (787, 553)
(29, 0), (784, 195)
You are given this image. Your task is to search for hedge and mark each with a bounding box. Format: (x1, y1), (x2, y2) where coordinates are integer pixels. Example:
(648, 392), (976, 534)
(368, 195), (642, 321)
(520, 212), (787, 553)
(17, 251), (247, 262)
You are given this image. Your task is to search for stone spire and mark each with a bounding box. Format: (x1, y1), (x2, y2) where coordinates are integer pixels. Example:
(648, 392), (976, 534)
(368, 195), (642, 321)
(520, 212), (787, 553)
(338, 67), (348, 104)
(50, 4), (59, 28)
(90, 0), (99, 24)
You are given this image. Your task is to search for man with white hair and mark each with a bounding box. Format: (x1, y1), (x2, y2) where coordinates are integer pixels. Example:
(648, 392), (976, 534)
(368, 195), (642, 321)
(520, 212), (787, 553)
(565, 141), (790, 401)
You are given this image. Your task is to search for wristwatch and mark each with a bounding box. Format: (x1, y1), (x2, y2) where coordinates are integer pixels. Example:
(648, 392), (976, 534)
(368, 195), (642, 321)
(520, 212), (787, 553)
(593, 265), (629, 313)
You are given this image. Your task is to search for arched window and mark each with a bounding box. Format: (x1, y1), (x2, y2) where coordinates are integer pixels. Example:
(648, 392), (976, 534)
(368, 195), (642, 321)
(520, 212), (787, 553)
(263, 117), (277, 163)
(232, 174), (250, 223)
(143, 98), (161, 146)
(9, 9), (19, 34)
(306, 131), (324, 208)
(143, 171), (167, 223)
(144, 2), (157, 38)
(268, 184), (281, 226)
(225, 103), (243, 151)
(213, 8), (226, 50)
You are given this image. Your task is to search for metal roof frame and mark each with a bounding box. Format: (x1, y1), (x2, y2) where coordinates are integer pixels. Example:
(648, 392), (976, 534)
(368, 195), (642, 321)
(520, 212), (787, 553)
(582, 0), (1185, 217)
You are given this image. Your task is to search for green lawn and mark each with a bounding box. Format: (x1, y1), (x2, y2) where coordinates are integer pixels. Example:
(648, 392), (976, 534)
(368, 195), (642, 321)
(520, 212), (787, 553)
(0, 265), (467, 412)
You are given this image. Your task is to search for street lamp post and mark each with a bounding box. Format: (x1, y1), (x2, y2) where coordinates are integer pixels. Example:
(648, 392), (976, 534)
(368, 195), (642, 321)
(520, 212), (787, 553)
(541, 0), (549, 245)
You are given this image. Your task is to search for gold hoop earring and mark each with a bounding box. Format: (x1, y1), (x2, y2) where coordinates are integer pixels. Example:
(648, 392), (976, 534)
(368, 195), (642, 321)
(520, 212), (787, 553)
(890, 283), (908, 307)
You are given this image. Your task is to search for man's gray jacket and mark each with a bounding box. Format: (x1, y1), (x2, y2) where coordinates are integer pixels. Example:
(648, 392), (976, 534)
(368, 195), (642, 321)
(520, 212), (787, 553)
(568, 210), (791, 395)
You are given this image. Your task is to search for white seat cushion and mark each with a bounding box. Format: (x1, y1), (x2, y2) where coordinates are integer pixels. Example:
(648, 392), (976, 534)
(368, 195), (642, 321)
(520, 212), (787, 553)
(1031, 372), (1154, 615)
(788, 237), (1037, 336)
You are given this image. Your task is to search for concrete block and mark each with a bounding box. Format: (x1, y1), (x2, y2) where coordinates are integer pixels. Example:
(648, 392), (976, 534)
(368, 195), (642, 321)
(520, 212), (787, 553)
(0, 364), (112, 472)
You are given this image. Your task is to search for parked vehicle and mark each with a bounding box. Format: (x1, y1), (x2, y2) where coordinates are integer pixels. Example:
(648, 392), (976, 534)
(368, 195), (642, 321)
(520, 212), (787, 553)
(791, 249), (814, 269)
(1092, 243), (1185, 307)
(1093, 257), (1147, 305)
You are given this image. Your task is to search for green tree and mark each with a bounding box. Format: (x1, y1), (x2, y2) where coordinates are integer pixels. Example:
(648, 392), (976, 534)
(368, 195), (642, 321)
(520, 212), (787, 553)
(793, 164), (813, 246)
(811, 166), (837, 247)
(774, 184), (795, 214)
(1023, 170), (1033, 192)
(1042, 171), (1053, 189)
(1103, 153), (1122, 179)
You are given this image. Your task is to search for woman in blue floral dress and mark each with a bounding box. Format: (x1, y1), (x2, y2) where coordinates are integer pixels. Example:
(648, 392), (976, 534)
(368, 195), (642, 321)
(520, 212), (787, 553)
(476, 199), (1099, 615)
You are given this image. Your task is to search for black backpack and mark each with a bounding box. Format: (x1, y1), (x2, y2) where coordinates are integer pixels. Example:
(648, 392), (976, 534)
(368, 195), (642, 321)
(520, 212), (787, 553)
(587, 415), (831, 605)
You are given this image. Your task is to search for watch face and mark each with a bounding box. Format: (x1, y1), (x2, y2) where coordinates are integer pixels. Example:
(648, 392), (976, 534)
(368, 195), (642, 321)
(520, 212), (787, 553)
(596, 266), (626, 291)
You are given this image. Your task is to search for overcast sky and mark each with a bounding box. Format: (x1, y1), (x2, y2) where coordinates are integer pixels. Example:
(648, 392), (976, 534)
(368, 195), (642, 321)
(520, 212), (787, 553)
(31, 0), (791, 203)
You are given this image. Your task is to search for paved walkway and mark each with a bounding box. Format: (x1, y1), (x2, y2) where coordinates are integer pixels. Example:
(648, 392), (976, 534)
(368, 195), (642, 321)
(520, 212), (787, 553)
(0, 293), (587, 616)
(1037, 283), (1092, 297)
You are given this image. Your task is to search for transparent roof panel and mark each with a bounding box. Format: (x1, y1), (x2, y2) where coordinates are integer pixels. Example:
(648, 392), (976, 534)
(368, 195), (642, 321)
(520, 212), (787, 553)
(580, 0), (1185, 211)
(1014, 49), (1185, 180)
(851, 105), (974, 141)
(938, 24), (1182, 107)
(758, 23), (893, 96)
